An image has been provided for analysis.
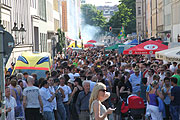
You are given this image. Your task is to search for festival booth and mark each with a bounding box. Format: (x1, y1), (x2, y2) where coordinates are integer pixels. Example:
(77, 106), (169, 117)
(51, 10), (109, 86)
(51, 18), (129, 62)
(87, 40), (96, 43)
(127, 39), (139, 45)
(124, 40), (131, 45)
(123, 40), (168, 55)
(155, 46), (180, 62)
(68, 42), (82, 48)
(84, 43), (95, 48)
(105, 43), (125, 50)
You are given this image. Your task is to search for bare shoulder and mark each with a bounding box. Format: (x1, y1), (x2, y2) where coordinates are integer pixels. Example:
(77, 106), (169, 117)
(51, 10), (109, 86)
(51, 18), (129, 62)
(93, 100), (100, 107)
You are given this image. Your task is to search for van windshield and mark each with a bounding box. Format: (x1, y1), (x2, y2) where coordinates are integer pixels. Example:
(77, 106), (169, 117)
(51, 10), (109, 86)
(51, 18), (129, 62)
(15, 69), (47, 79)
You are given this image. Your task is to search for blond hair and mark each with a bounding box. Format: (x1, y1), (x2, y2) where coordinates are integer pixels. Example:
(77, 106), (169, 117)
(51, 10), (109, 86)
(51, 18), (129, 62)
(89, 82), (106, 110)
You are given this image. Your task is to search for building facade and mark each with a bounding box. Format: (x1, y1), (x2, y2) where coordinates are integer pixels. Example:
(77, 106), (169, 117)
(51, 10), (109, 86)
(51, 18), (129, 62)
(136, 0), (180, 42)
(0, 0), (62, 67)
(96, 5), (118, 22)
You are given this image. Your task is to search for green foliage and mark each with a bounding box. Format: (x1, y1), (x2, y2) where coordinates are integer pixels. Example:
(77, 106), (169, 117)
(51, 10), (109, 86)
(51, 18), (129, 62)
(107, 0), (136, 35)
(107, 3), (132, 34)
(81, 4), (107, 28)
(57, 29), (65, 53)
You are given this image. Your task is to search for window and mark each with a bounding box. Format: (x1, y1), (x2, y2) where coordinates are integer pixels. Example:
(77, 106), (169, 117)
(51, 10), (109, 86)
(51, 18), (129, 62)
(47, 1), (53, 22)
(39, 0), (47, 21)
(110, 11), (114, 15)
(104, 10), (109, 14)
(31, 0), (36, 8)
(138, 22), (141, 31)
(138, 7), (141, 15)
(53, 0), (58, 11)
(40, 33), (47, 52)
(1, 0), (11, 6)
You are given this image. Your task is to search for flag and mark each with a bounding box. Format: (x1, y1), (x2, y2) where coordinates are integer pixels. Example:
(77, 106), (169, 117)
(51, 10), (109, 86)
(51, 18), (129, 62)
(118, 26), (126, 39)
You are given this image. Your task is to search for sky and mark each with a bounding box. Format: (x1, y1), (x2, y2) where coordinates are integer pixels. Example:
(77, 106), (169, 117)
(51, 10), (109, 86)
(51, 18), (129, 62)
(85, 0), (120, 6)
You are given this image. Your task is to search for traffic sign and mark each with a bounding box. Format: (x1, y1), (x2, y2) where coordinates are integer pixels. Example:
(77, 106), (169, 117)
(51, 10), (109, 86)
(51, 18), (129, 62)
(3, 31), (14, 64)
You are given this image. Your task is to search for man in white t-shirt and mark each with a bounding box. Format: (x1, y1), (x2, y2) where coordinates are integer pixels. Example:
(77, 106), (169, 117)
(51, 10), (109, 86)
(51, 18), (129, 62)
(59, 76), (72, 120)
(47, 77), (57, 119)
(23, 76), (43, 120)
(170, 62), (178, 73)
(5, 87), (17, 120)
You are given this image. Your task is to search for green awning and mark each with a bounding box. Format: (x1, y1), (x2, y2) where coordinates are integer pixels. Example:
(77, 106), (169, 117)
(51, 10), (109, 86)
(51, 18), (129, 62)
(105, 43), (124, 50)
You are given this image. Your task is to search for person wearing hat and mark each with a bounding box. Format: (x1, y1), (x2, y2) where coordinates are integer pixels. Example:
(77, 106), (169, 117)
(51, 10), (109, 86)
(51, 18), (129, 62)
(129, 66), (141, 96)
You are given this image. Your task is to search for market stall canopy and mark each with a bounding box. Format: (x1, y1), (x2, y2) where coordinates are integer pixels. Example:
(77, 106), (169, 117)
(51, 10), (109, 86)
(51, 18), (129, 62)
(93, 42), (105, 46)
(68, 42), (81, 48)
(123, 40), (168, 55)
(84, 44), (94, 48)
(124, 40), (131, 45)
(105, 43), (124, 50)
(128, 39), (139, 45)
(87, 40), (96, 43)
(155, 46), (180, 62)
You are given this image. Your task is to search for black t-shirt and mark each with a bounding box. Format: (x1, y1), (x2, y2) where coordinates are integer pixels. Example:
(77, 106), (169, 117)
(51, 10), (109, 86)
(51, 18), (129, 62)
(125, 80), (132, 93)
(113, 78), (120, 93)
(118, 81), (129, 99)
(170, 86), (180, 106)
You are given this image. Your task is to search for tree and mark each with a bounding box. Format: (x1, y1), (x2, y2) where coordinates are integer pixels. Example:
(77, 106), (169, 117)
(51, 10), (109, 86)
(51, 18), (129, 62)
(81, 4), (107, 28)
(106, 0), (136, 35)
(56, 29), (65, 53)
(107, 3), (132, 35)
(119, 0), (136, 34)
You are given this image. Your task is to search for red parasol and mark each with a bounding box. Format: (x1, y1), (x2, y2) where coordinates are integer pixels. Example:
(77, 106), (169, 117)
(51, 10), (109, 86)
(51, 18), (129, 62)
(84, 44), (94, 48)
(156, 40), (163, 43)
(123, 40), (168, 55)
(87, 40), (97, 43)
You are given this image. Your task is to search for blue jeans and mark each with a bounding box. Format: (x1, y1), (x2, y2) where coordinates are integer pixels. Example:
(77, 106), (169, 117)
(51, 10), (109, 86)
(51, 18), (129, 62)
(43, 111), (55, 120)
(170, 105), (180, 120)
(57, 103), (66, 120)
(63, 103), (70, 120)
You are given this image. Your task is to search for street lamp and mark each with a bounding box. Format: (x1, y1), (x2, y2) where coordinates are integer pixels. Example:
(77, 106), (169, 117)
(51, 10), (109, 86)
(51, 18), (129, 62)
(11, 22), (26, 45)
(11, 22), (19, 44)
(19, 23), (26, 44)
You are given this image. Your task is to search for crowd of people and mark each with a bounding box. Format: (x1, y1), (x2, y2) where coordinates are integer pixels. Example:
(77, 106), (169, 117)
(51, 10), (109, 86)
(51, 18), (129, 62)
(1, 48), (180, 120)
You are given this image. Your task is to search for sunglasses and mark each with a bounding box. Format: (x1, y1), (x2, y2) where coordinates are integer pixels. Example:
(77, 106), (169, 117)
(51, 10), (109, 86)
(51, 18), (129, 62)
(99, 89), (107, 92)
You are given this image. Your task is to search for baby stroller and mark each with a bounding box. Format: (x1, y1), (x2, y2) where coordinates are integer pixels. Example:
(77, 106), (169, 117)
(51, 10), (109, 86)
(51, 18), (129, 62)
(127, 95), (145, 120)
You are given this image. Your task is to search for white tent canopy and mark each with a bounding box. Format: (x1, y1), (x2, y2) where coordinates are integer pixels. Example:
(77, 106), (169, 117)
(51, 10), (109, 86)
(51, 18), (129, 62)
(124, 40), (131, 45)
(155, 46), (180, 62)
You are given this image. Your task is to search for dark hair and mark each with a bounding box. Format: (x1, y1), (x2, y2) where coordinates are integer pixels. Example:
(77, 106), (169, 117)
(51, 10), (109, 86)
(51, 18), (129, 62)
(54, 78), (60, 83)
(142, 78), (147, 85)
(170, 77), (178, 84)
(40, 80), (48, 88)
(87, 76), (92, 80)
(39, 78), (45, 87)
(51, 71), (57, 77)
(74, 78), (82, 86)
(120, 76), (125, 84)
(164, 77), (170, 82)
(115, 71), (119, 77)
(18, 80), (23, 85)
(23, 72), (28, 75)
(31, 73), (37, 78)
(45, 71), (49, 75)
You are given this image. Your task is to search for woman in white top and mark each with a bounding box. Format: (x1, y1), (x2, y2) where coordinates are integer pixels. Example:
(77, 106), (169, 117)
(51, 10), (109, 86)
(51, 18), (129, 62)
(89, 82), (115, 120)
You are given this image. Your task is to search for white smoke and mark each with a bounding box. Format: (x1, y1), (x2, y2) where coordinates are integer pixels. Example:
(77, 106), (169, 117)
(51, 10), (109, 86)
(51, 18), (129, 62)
(67, 0), (79, 40)
(81, 24), (101, 43)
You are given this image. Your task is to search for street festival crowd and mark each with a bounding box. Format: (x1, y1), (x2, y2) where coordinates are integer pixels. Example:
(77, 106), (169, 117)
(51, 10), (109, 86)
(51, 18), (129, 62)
(1, 48), (180, 120)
